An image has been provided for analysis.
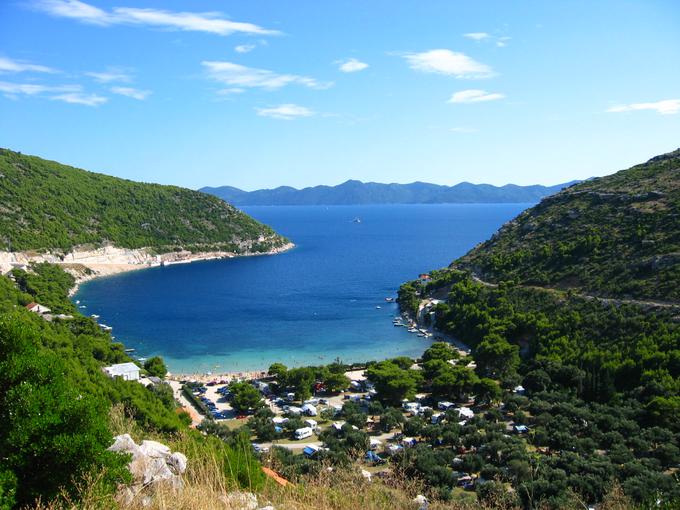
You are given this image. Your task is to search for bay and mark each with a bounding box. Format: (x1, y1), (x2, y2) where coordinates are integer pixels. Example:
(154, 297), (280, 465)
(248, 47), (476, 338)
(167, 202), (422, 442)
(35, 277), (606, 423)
(73, 204), (529, 373)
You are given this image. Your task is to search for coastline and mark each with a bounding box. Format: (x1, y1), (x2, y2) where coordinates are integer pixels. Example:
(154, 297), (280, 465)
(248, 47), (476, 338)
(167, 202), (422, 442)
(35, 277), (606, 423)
(0, 242), (295, 297)
(166, 370), (269, 384)
(68, 242), (295, 297)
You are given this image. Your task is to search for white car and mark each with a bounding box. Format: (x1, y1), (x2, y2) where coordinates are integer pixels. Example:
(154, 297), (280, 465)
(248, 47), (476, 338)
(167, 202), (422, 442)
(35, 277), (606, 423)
(252, 443), (270, 453)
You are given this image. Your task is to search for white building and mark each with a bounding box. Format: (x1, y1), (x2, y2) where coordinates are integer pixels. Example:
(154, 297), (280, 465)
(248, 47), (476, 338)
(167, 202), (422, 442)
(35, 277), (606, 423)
(103, 362), (140, 381)
(25, 303), (51, 314)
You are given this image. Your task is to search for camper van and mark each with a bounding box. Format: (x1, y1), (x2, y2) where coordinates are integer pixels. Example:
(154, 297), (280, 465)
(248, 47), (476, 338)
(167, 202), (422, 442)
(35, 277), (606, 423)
(294, 427), (314, 440)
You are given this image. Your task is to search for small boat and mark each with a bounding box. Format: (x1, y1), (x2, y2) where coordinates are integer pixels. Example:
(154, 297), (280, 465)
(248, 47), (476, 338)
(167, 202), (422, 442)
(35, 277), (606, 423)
(75, 300), (80, 304)
(376, 305), (381, 309)
(385, 297), (395, 302)
(352, 217), (362, 223)
(91, 314), (100, 319)
(124, 348), (135, 353)
(418, 333), (426, 337)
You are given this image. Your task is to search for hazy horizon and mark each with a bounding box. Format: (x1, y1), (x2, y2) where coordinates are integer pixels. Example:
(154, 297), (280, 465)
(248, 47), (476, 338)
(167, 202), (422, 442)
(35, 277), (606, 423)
(1, 1), (679, 190)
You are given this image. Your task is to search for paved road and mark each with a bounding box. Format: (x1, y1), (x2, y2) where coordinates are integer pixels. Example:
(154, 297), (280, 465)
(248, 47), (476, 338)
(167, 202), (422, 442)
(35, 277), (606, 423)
(470, 273), (680, 311)
(168, 380), (204, 427)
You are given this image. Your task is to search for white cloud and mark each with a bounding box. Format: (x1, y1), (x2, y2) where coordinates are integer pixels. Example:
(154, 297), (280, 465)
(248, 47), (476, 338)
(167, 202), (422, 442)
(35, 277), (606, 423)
(35, 0), (110, 24)
(496, 36), (511, 48)
(0, 56), (56, 74)
(111, 86), (150, 100)
(0, 80), (106, 106)
(235, 44), (256, 54)
(255, 103), (314, 120)
(338, 58), (369, 73)
(85, 69), (132, 83)
(34, 0), (280, 36)
(0, 81), (78, 95)
(448, 89), (505, 103)
(217, 87), (245, 95)
(463, 32), (489, 41)
(202, 61), (332, 91)
(463, 32), (511, 47)
(51, 91), (108, 106)
(607, 99), (680, 115)
(403, 49), (494, 79)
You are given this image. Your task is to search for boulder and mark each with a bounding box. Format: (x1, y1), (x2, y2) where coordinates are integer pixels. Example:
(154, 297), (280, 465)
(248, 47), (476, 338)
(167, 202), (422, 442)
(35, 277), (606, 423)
(413, 494), (429, 509)
(109, 435), (186, 500)
(108, 434), (142, 460)
(139, 440), (172, 459)
(167, 451), (188, 475)
(221, 491), (258, 510)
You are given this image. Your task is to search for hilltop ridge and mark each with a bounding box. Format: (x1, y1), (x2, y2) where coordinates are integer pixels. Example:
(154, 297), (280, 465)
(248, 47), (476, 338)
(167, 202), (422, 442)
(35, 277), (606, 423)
(455, 148), (680, 301)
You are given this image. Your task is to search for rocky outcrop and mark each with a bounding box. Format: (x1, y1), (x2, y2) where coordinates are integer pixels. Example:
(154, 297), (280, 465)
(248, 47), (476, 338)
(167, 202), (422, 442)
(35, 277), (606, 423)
(108, 434), (186, 503)
(108, 435), (276, 509)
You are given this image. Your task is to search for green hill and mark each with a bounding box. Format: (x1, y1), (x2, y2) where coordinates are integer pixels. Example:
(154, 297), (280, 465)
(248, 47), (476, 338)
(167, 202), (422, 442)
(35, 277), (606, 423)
(0, 149), (287, 253)
(456, 149), (680, 301)
(395, 149), (680, 507)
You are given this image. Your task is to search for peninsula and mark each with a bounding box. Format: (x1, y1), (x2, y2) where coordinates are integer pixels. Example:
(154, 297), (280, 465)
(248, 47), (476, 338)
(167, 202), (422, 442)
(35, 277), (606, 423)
(0, 148), (293, 287)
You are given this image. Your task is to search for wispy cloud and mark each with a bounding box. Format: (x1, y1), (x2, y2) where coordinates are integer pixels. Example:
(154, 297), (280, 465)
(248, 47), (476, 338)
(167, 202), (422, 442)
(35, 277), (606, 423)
(462, 32), (511, 47)
(403, 49), (494, 79)
(0, 55), (56, 74)
(33, 0), (280, 36)
(51, 91), (108, 106)
(496, 36), (511, 48)
(607, 99), (680, 115)
(235, 44), (256, 54)
(463, 32), (489, 41)
(255, 103), (315, 120)
(216, 87), (245, 96)
(202, 61), (332, 92)
(0, 81), (77, 95)
(85, 68), (132, 83)
(338, 58), (369, 73)
(448, 89), (505, 103)
(0, 80), (107, 106)
(111, 86), (150, 100)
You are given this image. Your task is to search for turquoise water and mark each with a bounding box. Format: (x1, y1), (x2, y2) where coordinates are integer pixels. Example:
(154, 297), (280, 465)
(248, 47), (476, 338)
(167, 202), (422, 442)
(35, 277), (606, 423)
(73, 204), (529, 373)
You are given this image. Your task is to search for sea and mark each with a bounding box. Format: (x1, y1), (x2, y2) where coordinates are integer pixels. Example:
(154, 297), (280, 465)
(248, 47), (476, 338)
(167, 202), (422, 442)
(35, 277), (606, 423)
(73, 204), (530, 373)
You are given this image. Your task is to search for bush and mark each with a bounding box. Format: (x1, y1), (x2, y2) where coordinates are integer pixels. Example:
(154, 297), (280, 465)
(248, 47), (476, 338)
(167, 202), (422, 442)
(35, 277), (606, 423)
(144, 356), (168, 378)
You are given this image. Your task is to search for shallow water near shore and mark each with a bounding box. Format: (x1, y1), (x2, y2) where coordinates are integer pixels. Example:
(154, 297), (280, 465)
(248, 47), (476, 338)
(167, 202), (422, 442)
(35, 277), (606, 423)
(73, 204), (529, 372)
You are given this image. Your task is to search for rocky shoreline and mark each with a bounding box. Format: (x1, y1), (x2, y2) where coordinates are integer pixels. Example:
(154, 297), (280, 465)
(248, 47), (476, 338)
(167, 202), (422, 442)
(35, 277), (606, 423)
(0, 242), (295, 296)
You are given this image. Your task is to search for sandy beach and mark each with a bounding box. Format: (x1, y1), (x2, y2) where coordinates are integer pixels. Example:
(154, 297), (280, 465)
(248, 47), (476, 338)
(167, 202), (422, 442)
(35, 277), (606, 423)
(166, 370), (270, 383)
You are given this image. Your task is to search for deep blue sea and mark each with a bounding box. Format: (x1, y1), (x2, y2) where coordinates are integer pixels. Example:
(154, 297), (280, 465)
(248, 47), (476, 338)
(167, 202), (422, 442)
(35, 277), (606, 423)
(73, 204), (529, 373)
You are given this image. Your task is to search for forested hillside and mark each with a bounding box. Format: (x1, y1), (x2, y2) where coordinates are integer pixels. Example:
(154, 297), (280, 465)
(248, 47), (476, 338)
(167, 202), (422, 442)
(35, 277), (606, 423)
(0, 149), (287, 253)
(0, 265), (193, 507)
(456, 149), (680, 301)
(395, 149), (680, 507)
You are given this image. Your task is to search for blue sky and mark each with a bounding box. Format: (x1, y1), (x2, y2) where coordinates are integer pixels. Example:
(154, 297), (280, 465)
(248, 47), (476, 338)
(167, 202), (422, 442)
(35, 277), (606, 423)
(1, 0), (679, 190)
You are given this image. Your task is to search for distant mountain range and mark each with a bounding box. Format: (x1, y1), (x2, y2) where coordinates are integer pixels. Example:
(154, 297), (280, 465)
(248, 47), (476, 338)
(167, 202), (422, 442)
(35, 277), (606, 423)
(200, 179), (581, 206)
